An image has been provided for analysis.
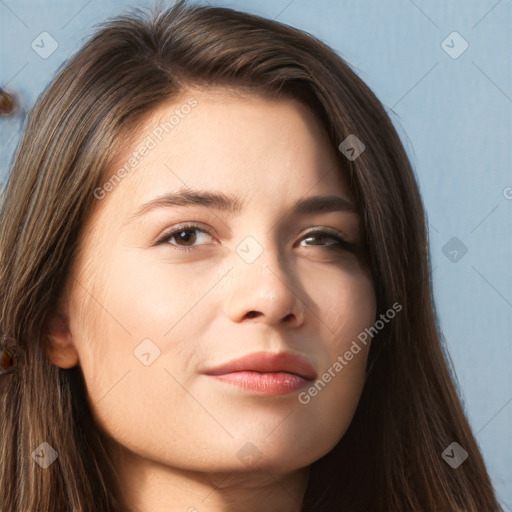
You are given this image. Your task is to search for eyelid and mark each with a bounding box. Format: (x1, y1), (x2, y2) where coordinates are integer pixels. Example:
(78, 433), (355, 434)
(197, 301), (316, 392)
(299, 225), (349, 239)
(298, 226), (357, 251)
(154, 222), (215, 246)
(155, 222), (357, 253)
(296, 222), (351, 239)
(155, 223), (348, 242)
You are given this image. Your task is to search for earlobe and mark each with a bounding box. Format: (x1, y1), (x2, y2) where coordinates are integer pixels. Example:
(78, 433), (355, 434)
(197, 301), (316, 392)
(44, 312), (79, 369)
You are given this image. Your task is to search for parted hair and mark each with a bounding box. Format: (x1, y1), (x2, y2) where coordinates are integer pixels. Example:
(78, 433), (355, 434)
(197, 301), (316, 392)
(0, 1), (501, 510)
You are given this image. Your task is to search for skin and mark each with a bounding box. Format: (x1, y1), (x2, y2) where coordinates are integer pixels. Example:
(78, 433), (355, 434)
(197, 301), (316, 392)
(46, 88), (377, 512)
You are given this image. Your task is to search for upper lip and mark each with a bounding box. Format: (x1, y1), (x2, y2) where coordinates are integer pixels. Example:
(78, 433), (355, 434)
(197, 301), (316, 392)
(203, 351), (317, 381)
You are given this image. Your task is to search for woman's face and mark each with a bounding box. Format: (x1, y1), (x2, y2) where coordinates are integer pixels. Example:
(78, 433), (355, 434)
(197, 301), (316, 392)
(51, 88), (376, 475)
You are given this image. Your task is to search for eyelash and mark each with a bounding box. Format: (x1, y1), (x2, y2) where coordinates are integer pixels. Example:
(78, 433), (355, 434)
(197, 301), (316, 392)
(155, 223), (356, 254)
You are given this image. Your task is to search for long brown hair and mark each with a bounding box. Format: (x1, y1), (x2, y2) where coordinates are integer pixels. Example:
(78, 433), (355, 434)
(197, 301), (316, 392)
(0, 1), (502, 510)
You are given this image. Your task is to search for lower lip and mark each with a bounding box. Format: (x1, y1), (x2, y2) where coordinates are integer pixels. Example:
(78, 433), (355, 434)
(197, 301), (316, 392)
(209, 371), (309, 396)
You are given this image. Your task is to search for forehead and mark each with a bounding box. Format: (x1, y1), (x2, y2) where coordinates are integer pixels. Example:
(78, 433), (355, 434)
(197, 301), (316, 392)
(96, 87), (352, 219)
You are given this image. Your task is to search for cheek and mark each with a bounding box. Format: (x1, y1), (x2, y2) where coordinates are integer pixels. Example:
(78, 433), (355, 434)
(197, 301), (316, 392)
(291, 261), (375, 444)
(305, 256), (376, 346)
(67, 250), (214, 442)
(95, 247), (218, 338)
(332, 270), (376, 353)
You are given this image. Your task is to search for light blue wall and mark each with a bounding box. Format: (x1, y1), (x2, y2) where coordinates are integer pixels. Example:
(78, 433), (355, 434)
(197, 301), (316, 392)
(1, 0), (511, 507)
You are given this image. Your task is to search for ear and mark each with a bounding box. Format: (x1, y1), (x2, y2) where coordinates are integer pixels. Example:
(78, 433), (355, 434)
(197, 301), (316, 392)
(44, 311), (79, 369)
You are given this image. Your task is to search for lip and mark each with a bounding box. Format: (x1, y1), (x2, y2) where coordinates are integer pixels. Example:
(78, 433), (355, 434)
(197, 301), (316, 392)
(203, 351), (317, 396)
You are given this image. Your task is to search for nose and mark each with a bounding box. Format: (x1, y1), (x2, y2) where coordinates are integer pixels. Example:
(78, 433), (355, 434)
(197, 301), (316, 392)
(224, 246), (306, 327)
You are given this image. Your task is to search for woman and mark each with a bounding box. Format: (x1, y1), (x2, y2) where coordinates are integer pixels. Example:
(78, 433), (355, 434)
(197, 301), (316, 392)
(0, 1), (502, 510)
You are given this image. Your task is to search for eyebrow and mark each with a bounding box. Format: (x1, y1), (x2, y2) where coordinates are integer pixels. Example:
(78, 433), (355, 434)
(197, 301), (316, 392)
(130, 189), (357, 221)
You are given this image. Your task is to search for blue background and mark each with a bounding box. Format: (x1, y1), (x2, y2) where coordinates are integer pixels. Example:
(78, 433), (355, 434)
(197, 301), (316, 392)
(1, 0), (511, 508)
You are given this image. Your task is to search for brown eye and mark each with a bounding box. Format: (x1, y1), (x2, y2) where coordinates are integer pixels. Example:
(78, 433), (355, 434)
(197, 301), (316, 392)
(299, 229), (355, 252)
(156, 223), (215, 252)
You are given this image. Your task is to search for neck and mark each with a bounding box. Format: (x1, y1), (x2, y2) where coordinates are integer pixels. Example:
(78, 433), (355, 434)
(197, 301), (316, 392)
(109, 442), (310, 512)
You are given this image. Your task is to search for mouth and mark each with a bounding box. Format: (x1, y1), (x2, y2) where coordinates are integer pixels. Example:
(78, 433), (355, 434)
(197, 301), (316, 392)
(203, 351), (317, 396)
